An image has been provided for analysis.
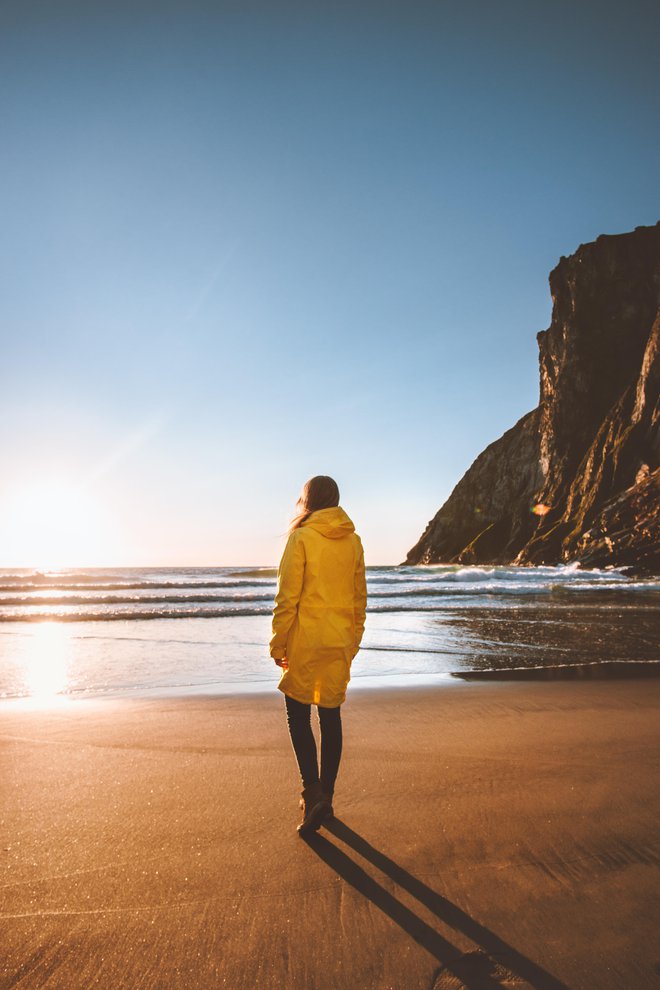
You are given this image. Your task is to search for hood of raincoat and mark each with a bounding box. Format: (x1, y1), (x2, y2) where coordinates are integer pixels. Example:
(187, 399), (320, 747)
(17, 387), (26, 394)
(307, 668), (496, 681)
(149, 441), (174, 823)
(301, 506), (355, 539)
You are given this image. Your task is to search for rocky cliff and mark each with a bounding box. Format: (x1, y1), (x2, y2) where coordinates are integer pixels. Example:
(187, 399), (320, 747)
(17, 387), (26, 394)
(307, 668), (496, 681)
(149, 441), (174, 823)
(406, 222), (660, 573)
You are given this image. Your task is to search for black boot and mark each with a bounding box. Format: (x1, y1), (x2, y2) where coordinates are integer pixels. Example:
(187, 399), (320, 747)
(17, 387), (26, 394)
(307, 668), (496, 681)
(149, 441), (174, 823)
(297, 781), (331, 835)
(321, 787), (334, 820)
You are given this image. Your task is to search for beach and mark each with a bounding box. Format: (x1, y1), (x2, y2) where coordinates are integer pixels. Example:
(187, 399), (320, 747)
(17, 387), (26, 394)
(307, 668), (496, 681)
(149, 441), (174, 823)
(2, 679), (659, 989)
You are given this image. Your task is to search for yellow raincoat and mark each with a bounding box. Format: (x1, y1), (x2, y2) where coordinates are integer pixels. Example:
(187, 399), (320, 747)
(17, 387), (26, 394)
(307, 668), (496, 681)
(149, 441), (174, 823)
(270, 506), (367, 708)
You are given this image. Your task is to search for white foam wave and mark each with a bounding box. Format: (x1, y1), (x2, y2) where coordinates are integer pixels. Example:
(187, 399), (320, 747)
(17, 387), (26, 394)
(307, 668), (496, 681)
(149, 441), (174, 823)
(0, 564), (656, 624)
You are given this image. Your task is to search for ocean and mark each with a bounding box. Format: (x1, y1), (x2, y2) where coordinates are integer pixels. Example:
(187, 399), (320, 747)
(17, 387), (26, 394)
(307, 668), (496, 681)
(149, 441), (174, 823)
(0, 564), (658, 700)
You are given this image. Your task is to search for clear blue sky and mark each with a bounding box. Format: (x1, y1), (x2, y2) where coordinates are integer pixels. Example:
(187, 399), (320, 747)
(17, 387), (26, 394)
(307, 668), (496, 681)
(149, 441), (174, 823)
(1, 0), (659, 566)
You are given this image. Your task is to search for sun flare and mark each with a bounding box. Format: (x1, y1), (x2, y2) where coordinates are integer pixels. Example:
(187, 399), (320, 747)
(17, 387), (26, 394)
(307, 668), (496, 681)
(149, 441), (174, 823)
(23, 622), (71, 700)
(0, 479), (122, 569)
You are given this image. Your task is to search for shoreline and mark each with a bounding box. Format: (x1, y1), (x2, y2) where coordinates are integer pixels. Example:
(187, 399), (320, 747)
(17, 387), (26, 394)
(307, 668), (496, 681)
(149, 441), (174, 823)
(2, 679), (659, 988)
(2, 656), (660, 706)
(2, 592), (658, 700)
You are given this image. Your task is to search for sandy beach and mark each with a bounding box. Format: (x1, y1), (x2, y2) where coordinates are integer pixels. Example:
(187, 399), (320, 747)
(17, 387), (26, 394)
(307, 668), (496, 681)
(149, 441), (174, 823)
(1, 679), (659, 989)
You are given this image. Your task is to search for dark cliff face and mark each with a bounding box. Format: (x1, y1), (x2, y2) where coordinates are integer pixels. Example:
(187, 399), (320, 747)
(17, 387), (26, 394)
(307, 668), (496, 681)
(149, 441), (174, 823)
(405, 409), (544, 566)
(406, 222), (660, 571)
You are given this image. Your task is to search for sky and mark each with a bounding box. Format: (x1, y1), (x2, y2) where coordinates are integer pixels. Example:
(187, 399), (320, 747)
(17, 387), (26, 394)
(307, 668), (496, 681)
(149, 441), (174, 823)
(1, 0), (659, 567)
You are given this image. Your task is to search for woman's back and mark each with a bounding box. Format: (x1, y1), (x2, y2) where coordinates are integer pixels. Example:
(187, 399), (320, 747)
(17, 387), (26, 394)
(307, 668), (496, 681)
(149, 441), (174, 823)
(296, 507), (362, 606)
(270, 505), (366, 707)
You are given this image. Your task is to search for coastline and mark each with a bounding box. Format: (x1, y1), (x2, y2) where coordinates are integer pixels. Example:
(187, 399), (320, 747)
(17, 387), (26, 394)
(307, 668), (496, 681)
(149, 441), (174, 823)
(2, 587), (659, 701)
(2, 680), (659, 989)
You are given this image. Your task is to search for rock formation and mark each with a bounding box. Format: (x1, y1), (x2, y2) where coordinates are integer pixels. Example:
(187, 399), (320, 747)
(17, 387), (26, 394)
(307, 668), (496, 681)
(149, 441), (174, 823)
(406, 222), (660, 573)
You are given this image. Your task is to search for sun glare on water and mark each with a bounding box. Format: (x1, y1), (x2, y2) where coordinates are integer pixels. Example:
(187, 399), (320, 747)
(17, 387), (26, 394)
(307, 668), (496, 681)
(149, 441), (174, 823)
(23, 622), (71, 701)
(0, 479), (122, 569)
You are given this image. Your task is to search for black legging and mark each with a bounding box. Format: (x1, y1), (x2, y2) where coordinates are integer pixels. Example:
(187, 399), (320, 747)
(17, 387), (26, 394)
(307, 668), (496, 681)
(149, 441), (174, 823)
(284, 695), (343, 796)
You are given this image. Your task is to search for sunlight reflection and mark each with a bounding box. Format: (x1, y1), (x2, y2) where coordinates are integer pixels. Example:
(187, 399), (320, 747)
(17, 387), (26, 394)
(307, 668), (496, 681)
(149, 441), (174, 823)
(23, 622), (70, 700)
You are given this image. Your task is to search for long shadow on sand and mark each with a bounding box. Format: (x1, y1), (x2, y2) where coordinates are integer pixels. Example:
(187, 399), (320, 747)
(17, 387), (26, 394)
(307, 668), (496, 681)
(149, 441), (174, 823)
(303, 818), (570, 990)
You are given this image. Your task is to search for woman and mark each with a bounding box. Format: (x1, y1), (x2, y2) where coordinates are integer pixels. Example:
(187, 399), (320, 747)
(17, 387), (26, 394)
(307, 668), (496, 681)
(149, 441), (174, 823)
(270, 475), (367, 835)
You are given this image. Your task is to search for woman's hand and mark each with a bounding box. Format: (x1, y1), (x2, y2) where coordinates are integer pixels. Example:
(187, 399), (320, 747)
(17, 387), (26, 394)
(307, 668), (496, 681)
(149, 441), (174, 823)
(274, 656), (289, 669)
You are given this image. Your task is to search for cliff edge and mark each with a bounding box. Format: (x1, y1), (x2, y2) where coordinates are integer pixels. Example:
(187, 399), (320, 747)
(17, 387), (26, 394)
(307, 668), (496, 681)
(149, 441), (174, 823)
(406, 222), (660, 573)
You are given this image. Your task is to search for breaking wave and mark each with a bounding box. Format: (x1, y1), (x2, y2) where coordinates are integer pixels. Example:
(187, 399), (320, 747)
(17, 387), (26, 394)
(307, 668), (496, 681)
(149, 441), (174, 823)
(0, 564), (657, 624)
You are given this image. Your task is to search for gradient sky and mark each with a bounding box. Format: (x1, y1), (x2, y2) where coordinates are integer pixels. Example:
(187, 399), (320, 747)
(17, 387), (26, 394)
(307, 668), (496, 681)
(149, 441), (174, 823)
(1, 0), (659, 566)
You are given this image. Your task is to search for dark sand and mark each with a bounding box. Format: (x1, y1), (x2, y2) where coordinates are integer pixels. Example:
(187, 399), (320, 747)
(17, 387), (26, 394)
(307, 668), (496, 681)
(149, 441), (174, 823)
(1, 680), (659, 989)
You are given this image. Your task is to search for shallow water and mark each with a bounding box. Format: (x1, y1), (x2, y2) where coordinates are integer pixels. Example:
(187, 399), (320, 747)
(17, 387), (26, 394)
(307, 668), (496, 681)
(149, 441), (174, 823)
(0, 565), (658, 699)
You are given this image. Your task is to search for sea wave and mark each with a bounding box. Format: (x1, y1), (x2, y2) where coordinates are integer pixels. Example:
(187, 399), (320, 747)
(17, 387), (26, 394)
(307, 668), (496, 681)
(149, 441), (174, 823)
(1, 598), (658, 623)
(0, 604), (276, 622)
(2, 581), (658, 609)
(0, 578), (274, 592)
(0, 563), (657, 625)
(0, 592), (276, 606)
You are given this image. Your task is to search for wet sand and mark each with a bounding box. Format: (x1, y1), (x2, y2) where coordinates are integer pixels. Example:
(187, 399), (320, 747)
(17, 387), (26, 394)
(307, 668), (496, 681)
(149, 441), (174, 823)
(1, 680), (659, 989)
